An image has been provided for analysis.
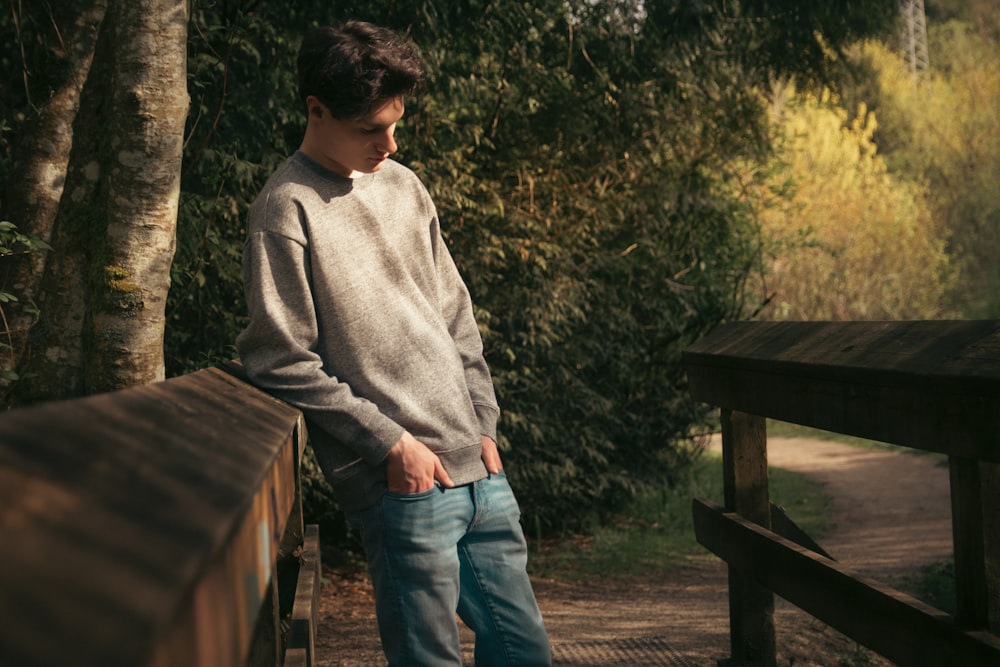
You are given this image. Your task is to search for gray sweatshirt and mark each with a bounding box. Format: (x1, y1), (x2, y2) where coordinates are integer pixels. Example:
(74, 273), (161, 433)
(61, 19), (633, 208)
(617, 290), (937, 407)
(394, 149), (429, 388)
(236, 153), (499, 511)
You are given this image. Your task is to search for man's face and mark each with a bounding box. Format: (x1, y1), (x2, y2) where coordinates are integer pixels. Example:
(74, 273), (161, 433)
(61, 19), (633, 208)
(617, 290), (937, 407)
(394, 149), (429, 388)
(302, 96), (404, 178)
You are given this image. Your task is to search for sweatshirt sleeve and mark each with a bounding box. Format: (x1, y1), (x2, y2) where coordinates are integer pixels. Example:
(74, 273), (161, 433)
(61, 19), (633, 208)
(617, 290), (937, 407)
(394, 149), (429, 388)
(236, 226), (404, 466)
(430, 214), (501, 441)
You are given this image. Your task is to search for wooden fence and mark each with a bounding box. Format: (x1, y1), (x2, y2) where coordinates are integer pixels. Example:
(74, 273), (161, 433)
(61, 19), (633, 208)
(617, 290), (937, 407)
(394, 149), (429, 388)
(0, 363), (320, 667)
(683, 320), (1000, 667)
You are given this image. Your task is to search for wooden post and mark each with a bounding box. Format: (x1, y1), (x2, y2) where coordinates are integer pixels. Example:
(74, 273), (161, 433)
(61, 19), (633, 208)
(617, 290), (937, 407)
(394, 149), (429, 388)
(952, 457), (1000, 633)
(952, 457), (987, 628)
(985, 463), (1000, 634)
(720, 409), (776, 667)
(286, 525), (322, 666)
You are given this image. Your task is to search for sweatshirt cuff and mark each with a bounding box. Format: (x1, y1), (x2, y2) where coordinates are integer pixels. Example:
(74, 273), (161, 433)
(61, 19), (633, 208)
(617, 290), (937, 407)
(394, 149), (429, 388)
(356, 418), (406, 467)
(475, 403), (500, 443)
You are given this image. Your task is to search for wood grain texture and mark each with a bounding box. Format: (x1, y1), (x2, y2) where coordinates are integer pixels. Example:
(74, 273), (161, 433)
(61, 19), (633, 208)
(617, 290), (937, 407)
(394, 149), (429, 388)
(683, 320), (1000, 461)
(286, 524), (322, 666)
(0, 367), (305, 667)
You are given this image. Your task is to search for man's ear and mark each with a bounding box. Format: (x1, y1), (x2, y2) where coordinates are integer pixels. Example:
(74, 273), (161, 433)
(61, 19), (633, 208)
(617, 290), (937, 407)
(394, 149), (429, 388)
(305, 95), (325, 119)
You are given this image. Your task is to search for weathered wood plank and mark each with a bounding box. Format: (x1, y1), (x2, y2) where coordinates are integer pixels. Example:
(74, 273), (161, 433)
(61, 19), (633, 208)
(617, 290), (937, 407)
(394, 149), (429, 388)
(693, 498), (1000, 666)
(0, 367), (305, 667)
(287, 524), (322, 666)
(683, 320), (1000, 461)
(684, 320), (1000, 389)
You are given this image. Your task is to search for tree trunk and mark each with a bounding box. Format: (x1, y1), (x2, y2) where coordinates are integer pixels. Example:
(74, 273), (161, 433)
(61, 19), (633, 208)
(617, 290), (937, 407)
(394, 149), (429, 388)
(85, 0), (189, 392)
(1, 0), (108, 382)
(14, 0), (188, 403)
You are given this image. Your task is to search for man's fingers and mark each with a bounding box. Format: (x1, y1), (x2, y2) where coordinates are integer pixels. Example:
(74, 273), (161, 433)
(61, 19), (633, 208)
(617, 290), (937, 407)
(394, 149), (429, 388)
(483, 450), (501, 474)
(387, 432), (453, 492)
(434, 459), (455, 488)
(481, 435), (503, 474)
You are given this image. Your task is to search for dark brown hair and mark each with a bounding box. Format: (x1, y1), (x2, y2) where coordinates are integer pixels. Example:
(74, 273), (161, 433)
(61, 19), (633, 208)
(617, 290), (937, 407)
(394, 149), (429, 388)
(297, 21), (424, 120)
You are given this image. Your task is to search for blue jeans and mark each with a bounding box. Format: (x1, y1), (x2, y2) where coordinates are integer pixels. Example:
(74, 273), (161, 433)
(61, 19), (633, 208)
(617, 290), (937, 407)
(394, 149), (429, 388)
(347, 472), (552, 667)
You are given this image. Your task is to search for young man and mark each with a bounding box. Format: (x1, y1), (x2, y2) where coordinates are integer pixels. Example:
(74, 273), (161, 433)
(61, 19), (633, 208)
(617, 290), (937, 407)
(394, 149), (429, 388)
(236, 21), (551, 667)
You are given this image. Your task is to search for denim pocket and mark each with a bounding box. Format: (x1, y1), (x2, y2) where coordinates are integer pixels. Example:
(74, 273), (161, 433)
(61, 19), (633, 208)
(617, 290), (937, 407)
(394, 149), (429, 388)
(379, 484), (452, 551)
(384, 483), (440, 501)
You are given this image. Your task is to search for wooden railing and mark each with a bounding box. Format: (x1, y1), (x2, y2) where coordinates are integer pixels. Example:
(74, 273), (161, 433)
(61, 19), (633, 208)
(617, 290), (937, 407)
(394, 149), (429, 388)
(682, 320), (1000, 667)
(0, 363), (321, 667)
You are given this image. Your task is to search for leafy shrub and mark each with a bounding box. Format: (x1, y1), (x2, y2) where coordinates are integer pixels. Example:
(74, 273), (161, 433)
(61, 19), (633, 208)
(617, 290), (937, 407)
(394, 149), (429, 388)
(166, 0), (897, 533)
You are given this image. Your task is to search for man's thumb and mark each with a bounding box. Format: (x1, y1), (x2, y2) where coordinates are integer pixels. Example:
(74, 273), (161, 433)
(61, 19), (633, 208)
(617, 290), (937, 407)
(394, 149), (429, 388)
(435, 459), (455, 488)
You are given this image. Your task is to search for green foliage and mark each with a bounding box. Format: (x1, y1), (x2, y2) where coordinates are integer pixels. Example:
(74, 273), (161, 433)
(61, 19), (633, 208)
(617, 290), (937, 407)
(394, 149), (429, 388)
(0, 220), (51, 257)
(744, 84), (952, 320)
(840, 17), (1000, 318)
(161, 0), (898, 532)
(19, 1), (998, 536)
(912, 560), (955, 615)
(397, 1), (761, 528)
(0, 0), (899, 531)
(927, 0), (1000, 37)
(0, 220), (48, 384)
(168, 1), (315, 373)
(404, 0), (896, 529)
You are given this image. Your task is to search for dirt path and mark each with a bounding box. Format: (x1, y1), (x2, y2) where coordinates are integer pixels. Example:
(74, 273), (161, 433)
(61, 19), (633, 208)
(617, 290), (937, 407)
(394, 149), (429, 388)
(313, 436), (953, 666)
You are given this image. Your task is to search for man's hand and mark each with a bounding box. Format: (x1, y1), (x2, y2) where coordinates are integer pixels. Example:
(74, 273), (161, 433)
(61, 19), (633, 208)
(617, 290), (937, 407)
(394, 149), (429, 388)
(385, 431), (454, 493)
(481, 435), (503, 474)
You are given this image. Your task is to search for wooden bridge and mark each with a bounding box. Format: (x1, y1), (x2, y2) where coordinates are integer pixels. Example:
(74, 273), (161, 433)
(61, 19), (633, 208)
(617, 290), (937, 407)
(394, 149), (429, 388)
(683, 320), (1000, 666)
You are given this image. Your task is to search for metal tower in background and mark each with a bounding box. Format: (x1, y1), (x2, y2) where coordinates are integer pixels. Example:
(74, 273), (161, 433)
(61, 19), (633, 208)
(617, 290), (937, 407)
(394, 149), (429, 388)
(899, 0), (930, 74)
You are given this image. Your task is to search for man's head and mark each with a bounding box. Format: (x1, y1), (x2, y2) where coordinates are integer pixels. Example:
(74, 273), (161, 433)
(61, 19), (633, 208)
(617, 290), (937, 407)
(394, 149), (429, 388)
(296, 21), (423, 177)
(297, 21), (423, 121)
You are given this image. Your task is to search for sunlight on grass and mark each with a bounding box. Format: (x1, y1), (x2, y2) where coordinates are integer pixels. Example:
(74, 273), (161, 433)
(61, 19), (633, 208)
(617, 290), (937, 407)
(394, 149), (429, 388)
(528, 448), (832, 581)
(766, 419), (897, 450)
(767, 420), (948, 466)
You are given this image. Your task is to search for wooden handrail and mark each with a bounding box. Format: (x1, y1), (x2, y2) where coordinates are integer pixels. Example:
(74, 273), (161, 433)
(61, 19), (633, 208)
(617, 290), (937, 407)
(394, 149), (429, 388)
(682, 320), (1000, 667)
(0, 364), (318, 667)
